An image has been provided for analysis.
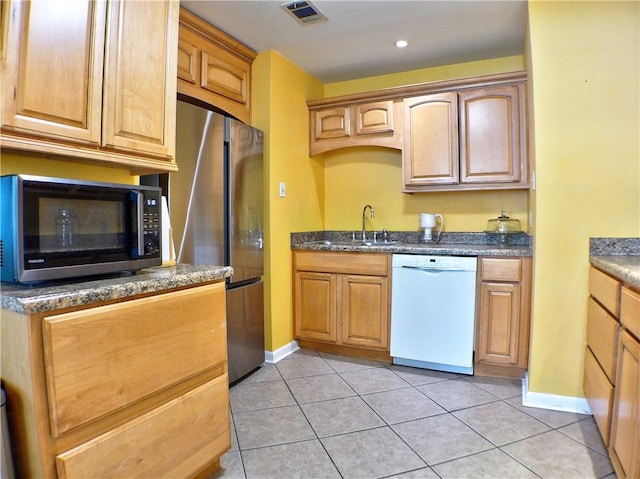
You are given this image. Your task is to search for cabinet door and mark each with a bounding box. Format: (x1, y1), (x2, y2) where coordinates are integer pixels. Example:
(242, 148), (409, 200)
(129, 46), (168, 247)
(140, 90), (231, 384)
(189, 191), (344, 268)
(354, 101), (394, 136)
(312, 107), (351, 141)
(295, 271), (338, 343)
(609, 330), (640, 479)
(459, 85), (522, 184)
(1, 0), (106, 144)
(177, 34), (198, 85)
(341, 275), (389, 350)
(476, 282), (522, 366)
(403, 93), (459, 187)
(102, 0), (178, 159)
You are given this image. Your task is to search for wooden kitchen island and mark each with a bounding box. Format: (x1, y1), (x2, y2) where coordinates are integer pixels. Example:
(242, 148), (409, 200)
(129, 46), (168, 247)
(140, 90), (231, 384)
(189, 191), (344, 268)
(1, 264), (232, 479)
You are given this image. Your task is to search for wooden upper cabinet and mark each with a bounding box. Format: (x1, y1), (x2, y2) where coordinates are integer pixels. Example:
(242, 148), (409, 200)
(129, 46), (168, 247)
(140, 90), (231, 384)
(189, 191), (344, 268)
(307, 71), (528, 192)
(403, 93), (459, 188)
(459, 84), (524, 184)
(308, 99), (402, 155)
(177, 8), (256, 124)
(1, 0), (180, 173)
(1, 0), (106, 145)
(102, 0), (178, 159)
(403, 82), (527, 192)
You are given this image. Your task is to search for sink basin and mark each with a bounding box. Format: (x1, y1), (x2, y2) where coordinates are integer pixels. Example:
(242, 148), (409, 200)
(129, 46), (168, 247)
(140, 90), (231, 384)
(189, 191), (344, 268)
(302, 240), (402, 247)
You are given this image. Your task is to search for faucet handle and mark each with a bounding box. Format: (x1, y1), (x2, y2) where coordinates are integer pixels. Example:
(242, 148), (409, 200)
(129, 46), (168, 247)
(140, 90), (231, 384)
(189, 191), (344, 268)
(373, 231), (378, 242)
(382, 229), (388, 241)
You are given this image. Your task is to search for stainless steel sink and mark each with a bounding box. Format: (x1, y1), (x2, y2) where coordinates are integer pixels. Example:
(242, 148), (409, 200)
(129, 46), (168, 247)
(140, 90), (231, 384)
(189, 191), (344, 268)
(302, 240), (402, 247)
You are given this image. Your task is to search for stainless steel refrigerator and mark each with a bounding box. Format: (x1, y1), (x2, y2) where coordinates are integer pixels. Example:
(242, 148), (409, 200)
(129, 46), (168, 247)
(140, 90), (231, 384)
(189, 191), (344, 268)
(171, 99), (264, 384)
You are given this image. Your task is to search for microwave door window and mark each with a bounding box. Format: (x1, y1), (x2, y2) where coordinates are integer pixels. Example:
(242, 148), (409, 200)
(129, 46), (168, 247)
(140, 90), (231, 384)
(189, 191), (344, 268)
(36, 198), (125, 252)
(22, 190), (133, 269)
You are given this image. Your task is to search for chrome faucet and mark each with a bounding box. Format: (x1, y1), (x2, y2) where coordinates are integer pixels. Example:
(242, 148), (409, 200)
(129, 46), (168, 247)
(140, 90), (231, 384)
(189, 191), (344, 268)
(361, 204), (375, 240)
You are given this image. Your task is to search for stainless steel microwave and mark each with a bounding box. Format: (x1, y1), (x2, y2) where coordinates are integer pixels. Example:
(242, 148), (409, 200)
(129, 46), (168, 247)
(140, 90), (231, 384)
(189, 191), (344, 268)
(1, 175), (162, 283)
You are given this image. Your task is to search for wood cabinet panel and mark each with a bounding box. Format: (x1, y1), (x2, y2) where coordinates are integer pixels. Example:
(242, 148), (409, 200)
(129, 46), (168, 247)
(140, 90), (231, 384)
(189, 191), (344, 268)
(621, 287), (640, 340)
(42, 283), (226, 436)
(481, 257), (522, 282)
(477, 282), (521, 365)
(589, 266), (621, 317)
(201, 44), (249, 105)
(355, 100), (394, 135)
(341, 275), (389, 350)
(584, 345), (615, 445)
(587, 297), (619, 382)
(1, 0), (106, 144)
(102, 0), (178, 159)
(313, 107), (351, 140)
(403, 93), (459, 187)
(609, 329), (640, 479)
(459, 85), (522, 184)
(56, 374), (230, 479)
(294, 250), (389, 276)
(295, 271), (338, 343)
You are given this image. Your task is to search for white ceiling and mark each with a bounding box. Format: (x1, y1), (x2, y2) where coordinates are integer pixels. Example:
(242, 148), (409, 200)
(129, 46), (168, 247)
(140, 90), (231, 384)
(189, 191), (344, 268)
(181, 0), (528, 83)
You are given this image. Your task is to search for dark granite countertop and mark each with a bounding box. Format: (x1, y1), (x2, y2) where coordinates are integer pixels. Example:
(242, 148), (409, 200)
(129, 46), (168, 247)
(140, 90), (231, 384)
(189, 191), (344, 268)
(291, 231), (533, 257)
(590, 237), (640, 290)
(1, 264), (233, 315)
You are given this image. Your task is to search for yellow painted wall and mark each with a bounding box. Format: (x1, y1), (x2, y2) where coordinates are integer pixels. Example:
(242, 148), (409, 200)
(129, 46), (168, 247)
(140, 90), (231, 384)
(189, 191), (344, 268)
(325, 55), (525, 97)
(322, 56), (529, 234)
(252, 51), (324, 351)
(0, 150), (136, 185)
(526, 1), (639, 397)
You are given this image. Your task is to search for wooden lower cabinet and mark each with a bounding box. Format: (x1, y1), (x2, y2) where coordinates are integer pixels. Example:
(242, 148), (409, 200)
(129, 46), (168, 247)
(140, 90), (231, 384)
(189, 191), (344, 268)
(475, 256), (532, 377)
(56, 375), (229, 479)
(1, 281), (230, 479)
(294, 251), (391, 359)
(609, 329), (640, 479)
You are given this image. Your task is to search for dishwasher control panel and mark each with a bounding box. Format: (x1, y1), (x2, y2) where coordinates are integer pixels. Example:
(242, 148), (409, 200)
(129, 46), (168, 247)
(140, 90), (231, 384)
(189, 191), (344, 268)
(392, 254), (477, 272)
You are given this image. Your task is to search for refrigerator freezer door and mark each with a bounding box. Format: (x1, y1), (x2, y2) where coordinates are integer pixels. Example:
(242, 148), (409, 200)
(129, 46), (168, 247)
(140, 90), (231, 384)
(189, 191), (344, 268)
(227, 119), (264, 283)
(226, 280), (265, 383)
(174, 102), (225, 266)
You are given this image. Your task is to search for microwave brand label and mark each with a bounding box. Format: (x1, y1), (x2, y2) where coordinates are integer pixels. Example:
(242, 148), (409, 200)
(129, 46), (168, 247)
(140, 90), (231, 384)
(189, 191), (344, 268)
(28, 259), (45, 264)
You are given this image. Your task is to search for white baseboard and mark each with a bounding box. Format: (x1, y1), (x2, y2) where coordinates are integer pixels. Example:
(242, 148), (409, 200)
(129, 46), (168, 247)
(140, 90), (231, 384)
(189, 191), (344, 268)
(521, 372), (592, 415)
(264, 340), (299, 364)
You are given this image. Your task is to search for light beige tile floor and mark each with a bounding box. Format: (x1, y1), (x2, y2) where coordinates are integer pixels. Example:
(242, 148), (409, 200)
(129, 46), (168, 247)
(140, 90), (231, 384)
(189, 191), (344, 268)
(211, 349), (615, 479)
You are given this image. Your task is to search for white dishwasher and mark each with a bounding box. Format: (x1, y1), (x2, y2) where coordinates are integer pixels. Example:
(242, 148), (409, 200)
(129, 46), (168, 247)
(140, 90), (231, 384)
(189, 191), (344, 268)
(390, 254), (478, 375)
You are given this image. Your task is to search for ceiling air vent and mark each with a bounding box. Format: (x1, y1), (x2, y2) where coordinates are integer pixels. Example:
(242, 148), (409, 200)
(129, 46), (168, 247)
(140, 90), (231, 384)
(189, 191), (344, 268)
(281, 1), (327, 24)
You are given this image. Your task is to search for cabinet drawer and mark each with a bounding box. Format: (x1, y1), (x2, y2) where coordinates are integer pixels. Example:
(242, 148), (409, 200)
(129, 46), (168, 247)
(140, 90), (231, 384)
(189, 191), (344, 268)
(43, 283), (226, 435)
(56, 374), (230, 479)
(583, 346), (614, 445)
(294, 251), (389, 276)
(621, 287), (640, 340)
(587, 297), (619, 382)
(589, 267), (621, 317)
(481, 258), (522, 282)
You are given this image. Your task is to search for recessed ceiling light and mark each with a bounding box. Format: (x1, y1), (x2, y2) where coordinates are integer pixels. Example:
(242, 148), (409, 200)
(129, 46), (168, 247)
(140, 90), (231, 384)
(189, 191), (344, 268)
(396, 40), (408, 48)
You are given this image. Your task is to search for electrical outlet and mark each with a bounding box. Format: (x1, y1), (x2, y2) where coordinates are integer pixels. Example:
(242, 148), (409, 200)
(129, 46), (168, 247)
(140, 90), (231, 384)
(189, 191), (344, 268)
(279, 182), (286, 198)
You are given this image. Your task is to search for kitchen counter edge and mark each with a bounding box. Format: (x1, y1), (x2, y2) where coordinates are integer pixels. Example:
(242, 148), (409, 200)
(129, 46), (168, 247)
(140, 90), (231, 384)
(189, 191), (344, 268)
(0, 264), (233, 315)
(291, 242), (532, 257)
(590, 256), (640, 290)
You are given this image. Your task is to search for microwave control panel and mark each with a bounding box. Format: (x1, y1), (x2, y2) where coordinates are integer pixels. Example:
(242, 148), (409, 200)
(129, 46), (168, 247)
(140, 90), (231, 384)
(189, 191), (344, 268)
(142, 194), (161, 256)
